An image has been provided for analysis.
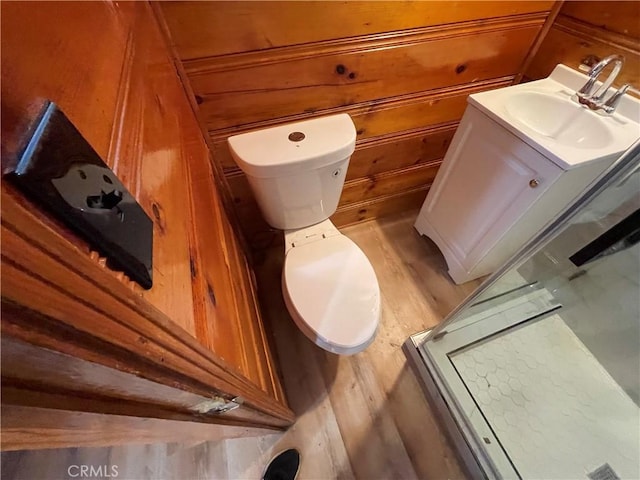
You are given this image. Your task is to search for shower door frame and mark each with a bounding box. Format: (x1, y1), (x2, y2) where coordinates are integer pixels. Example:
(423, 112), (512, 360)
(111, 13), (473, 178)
(405, 140), (640, 479)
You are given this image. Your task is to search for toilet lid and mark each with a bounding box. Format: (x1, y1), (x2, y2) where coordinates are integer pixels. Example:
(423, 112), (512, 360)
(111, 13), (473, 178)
(283, 235), (380, 351)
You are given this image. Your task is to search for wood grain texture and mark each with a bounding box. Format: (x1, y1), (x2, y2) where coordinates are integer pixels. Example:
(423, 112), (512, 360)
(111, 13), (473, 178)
(340, 162), (440, 205)
(210, 80), (509, 173)
(222, 123), (453, 242)
(561, 1), (640, 39)
(526, 6), (640, 86)
(332, 187), (429, 228)
(0, 1), (133, 172)
(1, 0), (292, 438)
(181, 81), (284, 402)
(1, 406), (273, 452)
(161, 1), (554, 59)
(348, 125), (455, 180)
(190, 19), (543, 130)
(2, 210), (483, 478)
(157, 1), (553, 245)
(226, 125), (450, 207)
(0, 220), (292, 427)
(513, 0), (565, 84)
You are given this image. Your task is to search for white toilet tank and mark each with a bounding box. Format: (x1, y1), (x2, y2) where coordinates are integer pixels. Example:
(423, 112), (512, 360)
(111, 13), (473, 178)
(227, 114), (357, 230)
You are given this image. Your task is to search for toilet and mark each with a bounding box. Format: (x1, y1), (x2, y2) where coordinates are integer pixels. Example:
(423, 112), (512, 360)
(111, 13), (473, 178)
(228, 114), (380, 355)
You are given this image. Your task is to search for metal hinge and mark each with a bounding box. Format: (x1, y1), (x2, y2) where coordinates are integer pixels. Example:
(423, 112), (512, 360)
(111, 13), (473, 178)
(191, 396), (243, 415)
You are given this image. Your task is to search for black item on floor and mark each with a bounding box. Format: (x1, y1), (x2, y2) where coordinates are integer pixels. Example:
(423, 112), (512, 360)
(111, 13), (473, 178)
(262, 448), (300, 480)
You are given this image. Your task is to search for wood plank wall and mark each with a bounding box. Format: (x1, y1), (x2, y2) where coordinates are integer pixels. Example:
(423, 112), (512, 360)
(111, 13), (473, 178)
(1, 1), (286, 408)
(159, 1), (556, 248)
(526, 1), (640, 86)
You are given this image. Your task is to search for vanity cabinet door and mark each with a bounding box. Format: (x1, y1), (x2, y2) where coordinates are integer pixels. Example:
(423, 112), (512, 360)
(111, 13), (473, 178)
(421, 106), (563, 271)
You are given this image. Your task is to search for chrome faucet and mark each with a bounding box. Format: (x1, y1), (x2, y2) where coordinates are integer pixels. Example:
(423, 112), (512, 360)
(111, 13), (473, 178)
(576, 54), (625, 114)
(601, 83), (640, 114)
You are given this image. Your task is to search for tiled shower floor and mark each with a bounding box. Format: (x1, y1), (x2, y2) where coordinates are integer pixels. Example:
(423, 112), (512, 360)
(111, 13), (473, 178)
(451, 314), (640, 479)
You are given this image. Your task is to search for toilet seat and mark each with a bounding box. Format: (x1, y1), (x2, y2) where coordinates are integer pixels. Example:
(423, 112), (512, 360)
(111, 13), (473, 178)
(282, 233), (380, 355)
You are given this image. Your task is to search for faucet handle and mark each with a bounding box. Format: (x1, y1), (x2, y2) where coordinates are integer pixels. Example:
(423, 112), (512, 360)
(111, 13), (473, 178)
(602, 84), (639, 114)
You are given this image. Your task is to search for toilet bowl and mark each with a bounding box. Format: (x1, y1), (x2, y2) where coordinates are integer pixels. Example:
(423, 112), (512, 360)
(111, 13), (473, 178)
(228, 113), (380, 355)
(282, 219), (380, 355)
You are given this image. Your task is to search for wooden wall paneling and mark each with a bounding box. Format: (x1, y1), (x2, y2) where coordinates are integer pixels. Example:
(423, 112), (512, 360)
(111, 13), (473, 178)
(0, 1), (134, 173)
(183, 107), (285, 401)
(188, 16), (544, 130)
(182, 117), (251, 377)
(157, 1), (555, 243)
(217, 195), (281, 397)
(213, 188), (266, 389)
(526, 6), (640, 86)
(211, 78), (513, 173)
(561, 1), (640, 39)
(135, 8), (197, 336)
(222, 124), (454, 242)
(1, 336), (207, 411)
(149, 1), (251, 243)
(1, 0), (294, 439)
(0, 335), (281, 432)
(339, 162), (441, 205)
(345, 78), (515, 140)
(332, 187), (429, 227)
(1, 405), (273, 451)
(185, 146), (249, 375)
(160, 1), (555, 59)
(152, 0), (288, 403)
(220, 186), (433, 254)
(347, 125), (455, 180)
(513, 0), (565, 84)
(0, 201), (293, 426)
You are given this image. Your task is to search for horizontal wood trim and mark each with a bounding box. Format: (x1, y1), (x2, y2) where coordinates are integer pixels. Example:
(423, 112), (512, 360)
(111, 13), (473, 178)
(184, 13), (548, 74)
(225, 158), (437, 247)
(226, 185), (430, 250)
(223, 125), (453, 248)
(1, 302), (288, 431)
(161, 1), (554, 60)
(348, 125), (456, 181)
(212, 78), (512, 172)
(1, 335), (209, 412)
(526, 19), (640, 86)
(332, 187), (429, 228)
(555, 14), (640, 52)
(190, 19), (542, 130)
(1, 405), (273, 451)
(513, 0), (565, 84)
(1, 381), (277, 431)
(339, 162), (440, 205)
(1, 186), (294, 425)
(560, 1), (640, 40)
(225, 125), (452, 207)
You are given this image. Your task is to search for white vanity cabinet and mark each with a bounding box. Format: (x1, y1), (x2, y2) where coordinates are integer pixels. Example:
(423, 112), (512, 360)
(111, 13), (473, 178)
(415, 105), (613, 284)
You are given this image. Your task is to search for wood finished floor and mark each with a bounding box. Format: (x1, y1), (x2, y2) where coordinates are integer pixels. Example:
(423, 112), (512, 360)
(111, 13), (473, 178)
(2, 210), (482, 479)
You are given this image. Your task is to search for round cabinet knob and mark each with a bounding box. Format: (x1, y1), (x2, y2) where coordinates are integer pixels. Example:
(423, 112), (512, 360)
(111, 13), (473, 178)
(529, 179), (540, 188)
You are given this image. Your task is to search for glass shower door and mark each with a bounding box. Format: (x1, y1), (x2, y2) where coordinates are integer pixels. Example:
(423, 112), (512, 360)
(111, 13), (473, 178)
(407, 142), (640, 479)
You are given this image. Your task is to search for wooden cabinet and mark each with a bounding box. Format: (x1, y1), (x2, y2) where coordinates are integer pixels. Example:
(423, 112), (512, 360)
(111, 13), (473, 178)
(415, 106), (612, 284)
(0, 0), (292, 450)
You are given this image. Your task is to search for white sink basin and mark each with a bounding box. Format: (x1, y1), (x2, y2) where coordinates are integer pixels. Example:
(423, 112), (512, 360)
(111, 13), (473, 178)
(505, 91), (614, 150)
(468, 65), (640, 169)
